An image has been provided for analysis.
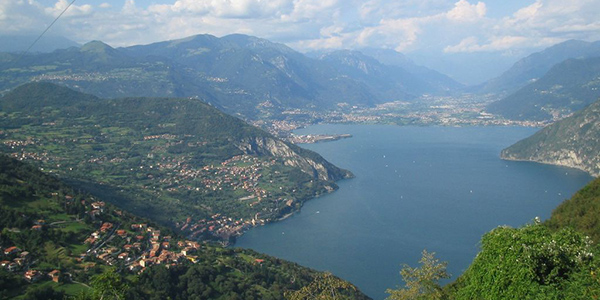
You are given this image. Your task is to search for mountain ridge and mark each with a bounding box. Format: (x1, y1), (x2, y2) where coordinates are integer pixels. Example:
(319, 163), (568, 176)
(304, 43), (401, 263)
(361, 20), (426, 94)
(0, 33), (461, 119)
(500, 98), (600, 177)
(487, 56), (600, 121)
(479, 39), (600, 95)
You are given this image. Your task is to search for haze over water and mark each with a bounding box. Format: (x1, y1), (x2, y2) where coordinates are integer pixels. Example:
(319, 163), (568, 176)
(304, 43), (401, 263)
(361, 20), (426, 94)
(236, 125), (593, 300)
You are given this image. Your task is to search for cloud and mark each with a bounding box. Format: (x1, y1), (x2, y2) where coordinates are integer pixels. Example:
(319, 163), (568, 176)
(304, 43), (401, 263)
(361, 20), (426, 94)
(444, 36), (528, 53)
(44, 0), (93, 18)
(446, 0), (486, 22)
(0, 0), (599, 57)
(148, 0), (296, 19)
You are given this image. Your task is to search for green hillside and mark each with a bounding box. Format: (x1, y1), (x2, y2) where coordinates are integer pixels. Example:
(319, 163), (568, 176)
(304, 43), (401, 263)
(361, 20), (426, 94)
(0, 82), (352, 242)
(0, 154), (369, 299)
(480, 39), (600, 95)
(500, 98), (600, 177)
(487, 57), (600, 121)
(546, 178), (600, 242)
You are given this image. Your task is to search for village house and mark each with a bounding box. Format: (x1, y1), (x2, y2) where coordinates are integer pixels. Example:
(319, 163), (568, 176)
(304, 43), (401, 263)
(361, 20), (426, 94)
(7, 262), (18, 272)
(128, 262), (141, 272)
(100, 222), (114, 233)
(48, 270), (61, 283)
(91, 201), (105, 212)
(131, 223), (147, 231)
(3, 246), (20, 256)
(24, 270), (43, 282)
(13, 257), (25, 266)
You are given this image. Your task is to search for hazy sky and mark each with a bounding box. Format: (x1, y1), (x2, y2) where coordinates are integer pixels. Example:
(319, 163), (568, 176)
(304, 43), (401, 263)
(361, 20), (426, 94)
(3, 0), (599, 52)
(2, 0), (600, 84)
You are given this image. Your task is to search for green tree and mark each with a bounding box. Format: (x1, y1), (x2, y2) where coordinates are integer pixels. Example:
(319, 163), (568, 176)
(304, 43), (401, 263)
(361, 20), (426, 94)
(386, 250), (450, 300)
(452, 221), (599, 300)
(89, 269), (128, 300)
(285, 273), (358, 300)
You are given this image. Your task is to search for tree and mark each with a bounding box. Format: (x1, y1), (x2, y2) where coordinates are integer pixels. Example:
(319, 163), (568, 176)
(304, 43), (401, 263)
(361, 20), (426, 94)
(285, 273), (358, 300)
(386, 250), (450, 300)
(89, 269), (128, 300)
(452, 222), (599, 300)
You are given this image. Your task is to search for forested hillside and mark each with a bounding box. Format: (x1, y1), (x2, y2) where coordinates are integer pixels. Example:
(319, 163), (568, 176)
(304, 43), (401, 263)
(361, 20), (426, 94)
(0, 154), (369, 299)
(501, 98), (600, 177)
(0, 82), (352, 243)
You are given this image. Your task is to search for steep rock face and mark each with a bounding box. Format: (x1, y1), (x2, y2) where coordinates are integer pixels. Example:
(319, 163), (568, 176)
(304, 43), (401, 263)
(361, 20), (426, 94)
(236, 136), (353, 181)
(501, 99), (600, 177)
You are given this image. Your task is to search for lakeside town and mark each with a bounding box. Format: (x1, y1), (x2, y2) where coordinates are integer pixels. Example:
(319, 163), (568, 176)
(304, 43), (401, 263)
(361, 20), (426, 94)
(255, 94), (552, 142)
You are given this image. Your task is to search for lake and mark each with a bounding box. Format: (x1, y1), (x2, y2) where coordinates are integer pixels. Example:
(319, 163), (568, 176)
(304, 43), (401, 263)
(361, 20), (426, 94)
(235, 125), (593, 300)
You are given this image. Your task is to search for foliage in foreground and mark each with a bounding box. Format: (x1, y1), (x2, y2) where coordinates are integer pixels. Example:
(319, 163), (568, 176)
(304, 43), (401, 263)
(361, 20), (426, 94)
(285, 272), (369, 300)
(449, 221), (600, 300)
(545, 177), (600, 242)
(386, 250), (450, 300)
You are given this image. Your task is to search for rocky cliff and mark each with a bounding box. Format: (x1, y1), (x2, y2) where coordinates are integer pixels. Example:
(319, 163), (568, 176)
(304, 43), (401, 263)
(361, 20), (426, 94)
(236, 136), (353, 182)
(501, 99), (600, 177)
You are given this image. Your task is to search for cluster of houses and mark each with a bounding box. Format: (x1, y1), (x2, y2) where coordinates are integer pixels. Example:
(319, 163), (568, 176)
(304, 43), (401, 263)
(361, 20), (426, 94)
(33, 72), (119, 82)
(84, 221), (203, 274)
(143, 134), (177, 141)
(1, 246), (62, 283)
(179, 213), (259, 242)
(155, 155), (275, 199)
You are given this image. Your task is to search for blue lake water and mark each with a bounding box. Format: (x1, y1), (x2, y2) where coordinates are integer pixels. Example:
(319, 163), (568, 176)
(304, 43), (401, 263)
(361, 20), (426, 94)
(236, 125), (593, 300)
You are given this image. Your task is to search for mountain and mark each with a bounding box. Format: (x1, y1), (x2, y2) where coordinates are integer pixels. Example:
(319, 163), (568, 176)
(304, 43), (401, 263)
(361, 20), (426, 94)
(0, 34), (460, 119)
(479, 39), (600, 95)
(0, 82), (352, 241)
(0, 34), (79, 53)
(0, 154), (370, 299)
(319, 49), (460, 100)
(359, 48), (464, 93)
(486, 56), (600, 121)
(500, 98), (600, 177)
(318, 50), (417, 102)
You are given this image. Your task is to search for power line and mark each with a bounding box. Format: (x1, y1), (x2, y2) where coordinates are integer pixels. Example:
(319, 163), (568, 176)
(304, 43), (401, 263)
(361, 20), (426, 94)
(12, 0), (77, 64)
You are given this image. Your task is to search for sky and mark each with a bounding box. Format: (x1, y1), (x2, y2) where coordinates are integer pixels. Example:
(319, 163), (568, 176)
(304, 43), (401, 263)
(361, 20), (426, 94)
(2, 0), (600, 84)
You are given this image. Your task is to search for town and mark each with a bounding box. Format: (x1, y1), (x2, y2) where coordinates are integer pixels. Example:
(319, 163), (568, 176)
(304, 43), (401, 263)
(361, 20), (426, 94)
(0, 194), (207, 287)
